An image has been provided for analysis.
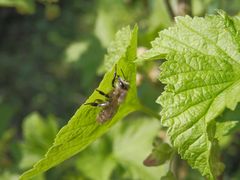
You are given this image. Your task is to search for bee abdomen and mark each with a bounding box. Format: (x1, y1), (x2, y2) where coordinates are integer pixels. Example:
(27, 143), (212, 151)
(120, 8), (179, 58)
(97, 107), (118, 124)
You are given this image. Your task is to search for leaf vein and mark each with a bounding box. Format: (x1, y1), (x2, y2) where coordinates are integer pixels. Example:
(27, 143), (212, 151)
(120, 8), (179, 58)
(178, 19), (240, 66)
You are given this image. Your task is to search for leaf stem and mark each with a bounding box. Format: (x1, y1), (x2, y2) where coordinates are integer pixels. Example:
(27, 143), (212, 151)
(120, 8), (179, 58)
(137, 103), (161, 120)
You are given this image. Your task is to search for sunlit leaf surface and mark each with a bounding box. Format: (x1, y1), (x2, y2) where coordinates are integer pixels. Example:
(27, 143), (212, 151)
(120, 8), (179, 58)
(138, 12), (240, 179)
(20, 26), (139, 180)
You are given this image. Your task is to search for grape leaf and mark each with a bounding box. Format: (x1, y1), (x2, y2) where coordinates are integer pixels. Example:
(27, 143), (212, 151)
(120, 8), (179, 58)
(20, 25), (139, 180)
(76, 117), (166, 180)
(137, 12), (240, 179)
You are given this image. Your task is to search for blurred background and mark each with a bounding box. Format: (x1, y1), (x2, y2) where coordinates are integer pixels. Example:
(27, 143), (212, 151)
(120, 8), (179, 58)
(0, 0), (240, 179)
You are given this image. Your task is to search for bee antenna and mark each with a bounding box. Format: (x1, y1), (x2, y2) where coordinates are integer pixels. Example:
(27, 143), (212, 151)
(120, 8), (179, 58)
(114, 64), (127, 80)
(120, 68), (127, 80)
(112, 64), (118, 88)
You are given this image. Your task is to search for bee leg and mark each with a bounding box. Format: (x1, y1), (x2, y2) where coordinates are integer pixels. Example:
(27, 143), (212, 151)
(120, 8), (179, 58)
(96, 89), (109, 98)
(84, 99), (109, 107)
(120, 68), (127, 79)
(97, 101), (110, 107)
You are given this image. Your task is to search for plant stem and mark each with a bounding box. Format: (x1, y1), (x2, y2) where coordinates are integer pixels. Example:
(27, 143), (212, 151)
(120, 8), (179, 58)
(137, 103), (161, 120)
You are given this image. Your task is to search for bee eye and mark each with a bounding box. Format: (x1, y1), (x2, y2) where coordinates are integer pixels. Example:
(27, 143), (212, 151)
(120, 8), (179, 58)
(119, 80), (129, 90)
(120, 81), (124, 88)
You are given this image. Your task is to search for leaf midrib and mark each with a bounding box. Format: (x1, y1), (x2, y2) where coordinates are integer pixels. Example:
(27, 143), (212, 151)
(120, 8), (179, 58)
(161, 33), (211, 57)
(178, 18), (240, 67)
(162, 69), (234, 80)
(173, 81), (234, 95)
(165, 78), (240, 159)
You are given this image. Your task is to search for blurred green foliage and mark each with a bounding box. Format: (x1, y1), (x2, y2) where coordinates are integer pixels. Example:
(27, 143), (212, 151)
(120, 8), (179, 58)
(76, 117), (167, 180)
(0, 0), (240, 179)
(20, 113), (58, 169)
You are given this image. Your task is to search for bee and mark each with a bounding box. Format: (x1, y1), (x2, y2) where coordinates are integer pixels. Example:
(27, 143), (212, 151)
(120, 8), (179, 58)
(85, 65), (129, 124)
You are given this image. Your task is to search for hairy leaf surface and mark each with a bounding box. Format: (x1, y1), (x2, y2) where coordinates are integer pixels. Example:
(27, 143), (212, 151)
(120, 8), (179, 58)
(138, 12), (240, 179)
(20, 26), (139, 180)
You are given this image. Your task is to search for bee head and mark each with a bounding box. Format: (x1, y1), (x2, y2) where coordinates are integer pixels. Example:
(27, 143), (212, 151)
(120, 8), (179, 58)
(117, 76), (129, 90)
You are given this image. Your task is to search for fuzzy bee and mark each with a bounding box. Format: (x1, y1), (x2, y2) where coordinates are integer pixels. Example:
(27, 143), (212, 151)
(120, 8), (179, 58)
(85, 65), (129, 124)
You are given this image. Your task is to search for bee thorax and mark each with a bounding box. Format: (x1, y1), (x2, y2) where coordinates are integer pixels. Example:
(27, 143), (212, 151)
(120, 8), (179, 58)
(117, 91), (127, 104)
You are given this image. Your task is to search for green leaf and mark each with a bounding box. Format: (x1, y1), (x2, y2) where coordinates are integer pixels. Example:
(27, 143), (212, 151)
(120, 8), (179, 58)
(0, 171), (20, 180)
(19, 113), (58, 169)
(215, 103), (240, 146)
(111, 118), (168, 180)
(64, 41), (89, 63)
(76, 117), (166, 180)
(138, 13), (240, 179)
(148, 0), (172, 30)
(20, 25), (139, 180)
(98, 24), (136, 73)
(76, 137), (116, 180)
(160, 171), (176, 180)
(94, 0), (138, 50)
(144, 142), (173, 167)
